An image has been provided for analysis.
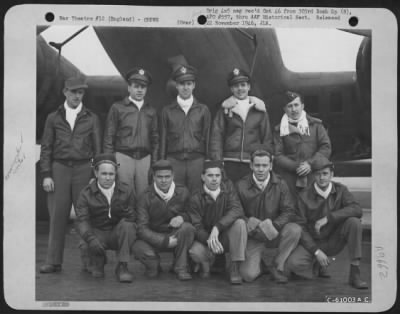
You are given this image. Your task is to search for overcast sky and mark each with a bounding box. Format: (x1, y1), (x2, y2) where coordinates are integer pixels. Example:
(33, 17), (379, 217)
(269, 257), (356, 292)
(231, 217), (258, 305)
(41, 26), (364, 75)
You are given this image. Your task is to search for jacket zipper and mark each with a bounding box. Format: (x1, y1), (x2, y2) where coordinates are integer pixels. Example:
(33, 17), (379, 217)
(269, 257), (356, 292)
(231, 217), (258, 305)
(99, 191), (112, 218)
(240, 116), (246, 161)
(136, 106), (142, 148)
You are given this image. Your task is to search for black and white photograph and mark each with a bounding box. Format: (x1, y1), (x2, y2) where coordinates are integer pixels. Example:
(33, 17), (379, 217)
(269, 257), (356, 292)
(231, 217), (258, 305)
(3, 5), (397, 311)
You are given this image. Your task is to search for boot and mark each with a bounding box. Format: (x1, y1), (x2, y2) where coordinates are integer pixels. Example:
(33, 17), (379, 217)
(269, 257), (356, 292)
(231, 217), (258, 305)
(229, 261), (242, 285)
(176, 267), (192, 281)
(270, 266), (288, 284)
(199, 262), (210, 279)
(211, 254), (226, 273)
(80, 246), (92, 273)
(91, 254), (105, 278)
(349, 264), (368, 289)
(313, 262), (331, 278)
(144, 259), (161, 278)
(39, 264), (62, 273)
(260, 261), (270, 275)
(115, 262), (133, 283)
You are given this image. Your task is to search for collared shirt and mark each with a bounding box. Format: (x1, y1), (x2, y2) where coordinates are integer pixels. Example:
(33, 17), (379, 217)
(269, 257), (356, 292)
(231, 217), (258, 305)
(97, 181), (116, 218)
(129, 96), (144, 111)
(231, 97), (252, 122)
(177, 95), (194, 115)
(314, 182), (332, 199)
(153, 181), (176, 203)
(64, 101), (82, 130)
(203, 184), (221, 201)
(252, 173), (270, 191)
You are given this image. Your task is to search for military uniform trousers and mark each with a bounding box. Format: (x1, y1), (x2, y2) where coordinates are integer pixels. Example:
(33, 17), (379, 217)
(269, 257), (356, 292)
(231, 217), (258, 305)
(240, 222), (301, 282)
(167, 156), (204, 192)
(132, 222), (195, 273)
(286, 217), (363, 277)
(116, 152), (151, 198)
(46, 161), (92, 265)
(224, 161), (252, 183)
(189, 219), (247, 267)
(80, 219), (136, 263)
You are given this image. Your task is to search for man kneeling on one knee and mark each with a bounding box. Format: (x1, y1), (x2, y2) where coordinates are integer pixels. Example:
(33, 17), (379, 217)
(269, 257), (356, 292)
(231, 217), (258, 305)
(188, 160), (247, 284)
(236, 149), (301, 284)
(132, 160), (195, 281)
(75, 153), (137, 283)
(286, 156), (368, 289)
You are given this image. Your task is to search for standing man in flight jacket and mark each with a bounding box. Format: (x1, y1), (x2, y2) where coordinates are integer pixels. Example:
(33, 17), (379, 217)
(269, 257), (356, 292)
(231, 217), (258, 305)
(160, 64), (211, 192)
(103, 67), (159, 197)
(273, 91), (331, 199)
(39, 77), (102, 273)
(210, 68), (273, 182)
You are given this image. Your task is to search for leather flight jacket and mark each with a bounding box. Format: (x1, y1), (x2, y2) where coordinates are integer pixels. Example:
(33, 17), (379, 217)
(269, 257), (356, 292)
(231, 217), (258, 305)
(103, 97), (159, 162)
(39, 105), (102, 178)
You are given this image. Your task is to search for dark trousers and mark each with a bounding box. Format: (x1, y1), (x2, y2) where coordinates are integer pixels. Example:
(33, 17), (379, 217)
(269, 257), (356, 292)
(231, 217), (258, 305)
(90, 219), (136, 263)
(224, 161), (251, 183)
(133, 222), (195, 272)
(168, 156), (204, 192)
(286, 217), (363, 276)
(46, 161), (92, 265)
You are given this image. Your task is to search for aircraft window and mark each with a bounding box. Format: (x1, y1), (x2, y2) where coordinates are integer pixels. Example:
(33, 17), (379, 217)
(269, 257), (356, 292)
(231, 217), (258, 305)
(275, 28), (364, 72)
(330, 91), (344, 113)
(41, 26), (120, 76)
(304, 95), (319, 115)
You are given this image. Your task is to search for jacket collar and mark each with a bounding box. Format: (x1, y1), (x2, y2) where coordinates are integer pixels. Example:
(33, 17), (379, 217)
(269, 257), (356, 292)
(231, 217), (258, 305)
(200, 181), (228, 197)
(90, 179), (126, 194)
(58, 104), (89, 116)
(171, 97), (200, 111)
(274, 114), (322, 131)
(123, 96), (149, 109)
(310, 181), (337, 200)
(247, 172), (279, 190)
(149, 182), (180, 199)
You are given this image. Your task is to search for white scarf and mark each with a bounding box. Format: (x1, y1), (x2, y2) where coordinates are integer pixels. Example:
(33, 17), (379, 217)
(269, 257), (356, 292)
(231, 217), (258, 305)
(64, 101), (82, 130)
(253, 173), (270, 191)
(203, 184), (221, 201)
(97, 181), (115, 218)
(177, 95), (194, 115)
(231, 97), (252, 122)
(129, 96), (144, 110)
(280, 110), (310, 136)
(314, 182), (332, 199)
(154, 181), (175, 203)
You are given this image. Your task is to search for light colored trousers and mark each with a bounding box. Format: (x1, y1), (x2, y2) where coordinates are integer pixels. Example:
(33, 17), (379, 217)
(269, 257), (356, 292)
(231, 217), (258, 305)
(240, 222), (302, 282)
(116, 152), (150, 198)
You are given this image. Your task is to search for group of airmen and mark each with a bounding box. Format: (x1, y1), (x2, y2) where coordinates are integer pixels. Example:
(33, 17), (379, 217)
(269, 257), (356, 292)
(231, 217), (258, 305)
(39, 64), (368, 289)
